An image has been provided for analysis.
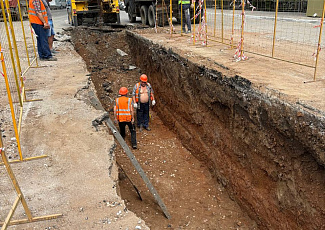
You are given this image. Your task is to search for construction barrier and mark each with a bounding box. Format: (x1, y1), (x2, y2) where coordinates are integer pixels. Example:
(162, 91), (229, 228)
(0, 131), (62, 229)
(162, 0), (324, 81)
(0, 0), (45, 163)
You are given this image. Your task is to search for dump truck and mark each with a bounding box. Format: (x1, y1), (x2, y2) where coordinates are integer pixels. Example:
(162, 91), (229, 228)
(67, 0), (120, 26)
(124, 0), (180, 27)
(124, 0), (203, 27)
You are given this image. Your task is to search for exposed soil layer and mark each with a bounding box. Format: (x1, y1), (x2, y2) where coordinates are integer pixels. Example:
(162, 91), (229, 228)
(71, 28), (257, 229)
(71, 27), (325, 229)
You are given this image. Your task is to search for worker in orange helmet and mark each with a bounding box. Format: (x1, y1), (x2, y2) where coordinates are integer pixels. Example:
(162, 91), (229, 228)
(132, 74), (155, 131)
(114, 87), (137, 149)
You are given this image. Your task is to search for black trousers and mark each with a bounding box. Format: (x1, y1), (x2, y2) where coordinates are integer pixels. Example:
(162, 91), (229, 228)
(119, 122), (137, 146)
(137, 102), (150, 128)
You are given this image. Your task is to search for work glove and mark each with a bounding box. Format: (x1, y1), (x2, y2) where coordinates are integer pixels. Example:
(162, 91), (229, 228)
(114, 118), (118, 124)
(133, 103), (138, 109)
(190, 3), (194, 8)
(152, 100), (156, 106)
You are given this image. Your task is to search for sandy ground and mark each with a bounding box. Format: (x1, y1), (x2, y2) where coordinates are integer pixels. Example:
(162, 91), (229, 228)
(0, 40), (149, 229)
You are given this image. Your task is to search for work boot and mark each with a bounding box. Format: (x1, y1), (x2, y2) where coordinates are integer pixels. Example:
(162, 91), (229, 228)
(132, 145), (137, 149)
(139, 125), (143, 132)
(144, 126), (151, 131)
(40, 57), (57, 61)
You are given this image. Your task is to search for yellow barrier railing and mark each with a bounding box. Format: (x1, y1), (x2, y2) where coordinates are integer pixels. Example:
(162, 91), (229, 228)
(162, 0), (324, 81)
(0, 131), (62, 229)
(0, 0), (45, 163)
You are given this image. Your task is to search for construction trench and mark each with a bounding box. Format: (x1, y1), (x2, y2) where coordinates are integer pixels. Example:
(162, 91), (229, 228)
(71, 27), (324, 229)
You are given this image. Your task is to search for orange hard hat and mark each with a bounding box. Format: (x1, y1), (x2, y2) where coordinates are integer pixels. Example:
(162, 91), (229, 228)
(119, 87), (128, 95)
(140, 74), (148, 82)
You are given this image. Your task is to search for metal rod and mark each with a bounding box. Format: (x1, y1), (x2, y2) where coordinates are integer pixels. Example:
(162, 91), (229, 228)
(204, 0), (207, 46)
(0, 0), (23, 106)
(193, 0), (195, 44)
(18, 102), (23, 135)
(0, 155), (48, 166)
(0, 42), (24, 161)
(313, 0), (325, 81)
(231, 0), (235, 46)
(1, 195), (21, 230)
(170, 0), (172, 36)
(27, 14), (39, 67)
(0, 149), (33, 220)
(4, 0), (23, 76)
(221, 0), (223, 43)
(272, 0), (279, 57)
(17, 0), (30, 66)
(213, 0), (216, 37)
(181, 0), (183, 35)
(240, 0), (245, 57)
(0, 214), (63, 226)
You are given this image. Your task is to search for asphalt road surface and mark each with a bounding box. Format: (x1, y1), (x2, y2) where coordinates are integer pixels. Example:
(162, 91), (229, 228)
(51, 8), (324, 46)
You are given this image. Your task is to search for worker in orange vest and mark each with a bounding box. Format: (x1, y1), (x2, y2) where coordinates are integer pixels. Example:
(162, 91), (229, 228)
(114, 87), (137, 149)
(28, 0), (56, 61)
(132, 74), (155, 131)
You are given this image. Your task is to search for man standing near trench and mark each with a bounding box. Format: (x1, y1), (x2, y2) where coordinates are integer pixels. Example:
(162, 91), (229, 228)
(132, 74), (155, 131)
(28, 0), (57, 61)
(179, 0), (193, 33)
(114, 87), (137, 149)
(41, 0), (57, 54)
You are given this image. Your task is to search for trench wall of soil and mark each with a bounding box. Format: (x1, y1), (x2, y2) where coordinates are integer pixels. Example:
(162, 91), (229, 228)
(126, 31), (325, 229)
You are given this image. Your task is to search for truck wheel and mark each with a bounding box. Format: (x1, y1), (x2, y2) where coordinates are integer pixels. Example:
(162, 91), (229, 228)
(77, 15), (83, 26)
(127, 6), (136, 22)
(140, 5), (148, 25)
(148, 5), (155, 27)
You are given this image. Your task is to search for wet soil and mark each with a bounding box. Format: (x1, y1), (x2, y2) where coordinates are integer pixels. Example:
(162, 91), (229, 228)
(71, 28), (257, 229)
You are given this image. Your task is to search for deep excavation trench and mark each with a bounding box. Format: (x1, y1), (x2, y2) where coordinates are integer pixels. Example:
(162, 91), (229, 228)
(71, 28), (324, 229)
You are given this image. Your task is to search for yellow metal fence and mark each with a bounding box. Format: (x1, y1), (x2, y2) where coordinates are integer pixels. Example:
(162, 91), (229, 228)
(0, 0), (39, 162)
(172, 0), (325, 81)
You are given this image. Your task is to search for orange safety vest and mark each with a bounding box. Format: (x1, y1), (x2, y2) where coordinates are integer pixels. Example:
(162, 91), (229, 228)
(134, 82), (154, 103)
(115, 96), (132, 122)
(28, 0), (48, 25)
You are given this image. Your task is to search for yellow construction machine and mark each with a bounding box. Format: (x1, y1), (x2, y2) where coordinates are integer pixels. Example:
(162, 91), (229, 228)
(67, 0), (120, 26)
